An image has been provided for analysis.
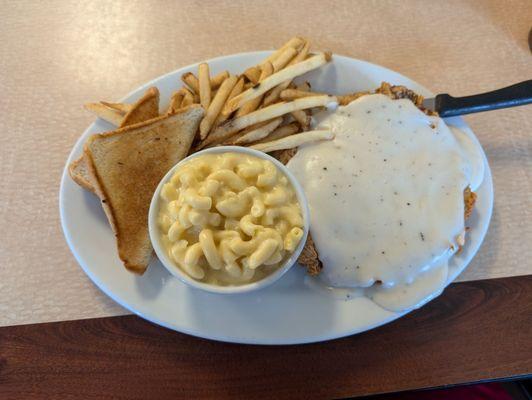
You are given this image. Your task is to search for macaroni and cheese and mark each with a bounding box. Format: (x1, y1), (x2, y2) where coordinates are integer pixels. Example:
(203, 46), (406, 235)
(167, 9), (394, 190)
(157, 152), (304, 285)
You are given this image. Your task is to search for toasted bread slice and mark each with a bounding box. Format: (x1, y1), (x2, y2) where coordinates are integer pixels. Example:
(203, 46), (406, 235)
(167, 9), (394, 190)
(84, 105), (204, 274)
(84, 102), (124, 126)
(101, 101), (132, 114)
(71, 87), (161, 193)
(119, 87), (160, 127)
(83, 87), (159, 128)
(68, 156), (96, 193)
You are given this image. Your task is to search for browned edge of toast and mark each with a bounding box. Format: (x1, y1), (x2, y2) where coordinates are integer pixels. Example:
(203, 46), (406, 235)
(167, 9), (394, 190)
(68, 156), (96, 194)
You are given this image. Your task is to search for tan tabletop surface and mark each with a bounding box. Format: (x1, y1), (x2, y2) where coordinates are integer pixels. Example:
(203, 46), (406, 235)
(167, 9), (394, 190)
(0, 0), (531, 327)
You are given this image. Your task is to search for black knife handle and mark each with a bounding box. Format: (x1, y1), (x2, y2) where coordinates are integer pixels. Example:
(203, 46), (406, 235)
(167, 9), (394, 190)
(435, 80), (532, 117)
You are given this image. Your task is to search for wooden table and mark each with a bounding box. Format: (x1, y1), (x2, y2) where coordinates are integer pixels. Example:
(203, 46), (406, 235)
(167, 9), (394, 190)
(1, 276), (531, 399)
(1, 1), (531, 398)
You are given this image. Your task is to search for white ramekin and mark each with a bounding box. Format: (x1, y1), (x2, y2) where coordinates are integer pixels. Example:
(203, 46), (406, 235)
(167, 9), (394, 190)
(148, 146), (310, 294)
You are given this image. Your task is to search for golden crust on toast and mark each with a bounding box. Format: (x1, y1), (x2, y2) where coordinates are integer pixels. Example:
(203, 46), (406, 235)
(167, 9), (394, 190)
(68, 155), (96, 193)
(119, 87), (160, 128)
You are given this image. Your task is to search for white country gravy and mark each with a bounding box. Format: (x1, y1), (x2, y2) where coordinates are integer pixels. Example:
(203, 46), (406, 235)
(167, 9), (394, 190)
(288, 94), (484, 311)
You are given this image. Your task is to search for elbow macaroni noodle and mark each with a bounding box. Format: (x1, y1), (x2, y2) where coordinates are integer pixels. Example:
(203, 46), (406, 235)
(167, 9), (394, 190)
(158, 152), (304, 285)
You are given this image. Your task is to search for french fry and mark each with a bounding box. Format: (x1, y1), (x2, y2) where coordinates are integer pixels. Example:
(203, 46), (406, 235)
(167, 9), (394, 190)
(294, 41), (310, 63)
(182, 72), (199, 94)
(222, 121), (263, 145)
(216, 77), (245, 126)
(250, 130), (333, 152)
(100, 102), (132, 114)
(296, 81), (311, 92)
(199, 75), (238, 139)
(198, 63), (211, 109)
(271, 47), (298, 72)
(243, 66), (261, 84)
(211, 71), (229, 89)
(263, 87), (286, 108)
(281, 88), (326, 101)
(226, 52), (330, 114)
(236, 62), (273, 117)
(200, 95), (337, 149)
(257, 63), (274, 83)
(254, 42), (316, 106)
(181, 88), (195, 107)
(262, 92), (281, 108)
(262, 41), (310, 106)
(167, 90), (185, 114)
(254, 122), (300, 144)
(233, 117), (283, 144)
(84, 103), (123, 126)
(290, 110), (311, 130)
(263, 36), (305, 64)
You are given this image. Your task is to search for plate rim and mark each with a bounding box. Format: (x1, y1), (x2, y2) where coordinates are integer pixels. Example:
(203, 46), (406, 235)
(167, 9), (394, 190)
(59, 51), (494, 344)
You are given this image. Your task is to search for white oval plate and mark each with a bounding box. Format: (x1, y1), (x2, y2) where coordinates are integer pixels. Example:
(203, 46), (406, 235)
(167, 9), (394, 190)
(59, 51), (493, 345)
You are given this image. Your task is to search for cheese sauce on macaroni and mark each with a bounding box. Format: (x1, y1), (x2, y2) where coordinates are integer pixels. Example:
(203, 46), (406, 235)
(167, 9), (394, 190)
(158, 152), (304, 285)
(288, 94), (484, 311)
